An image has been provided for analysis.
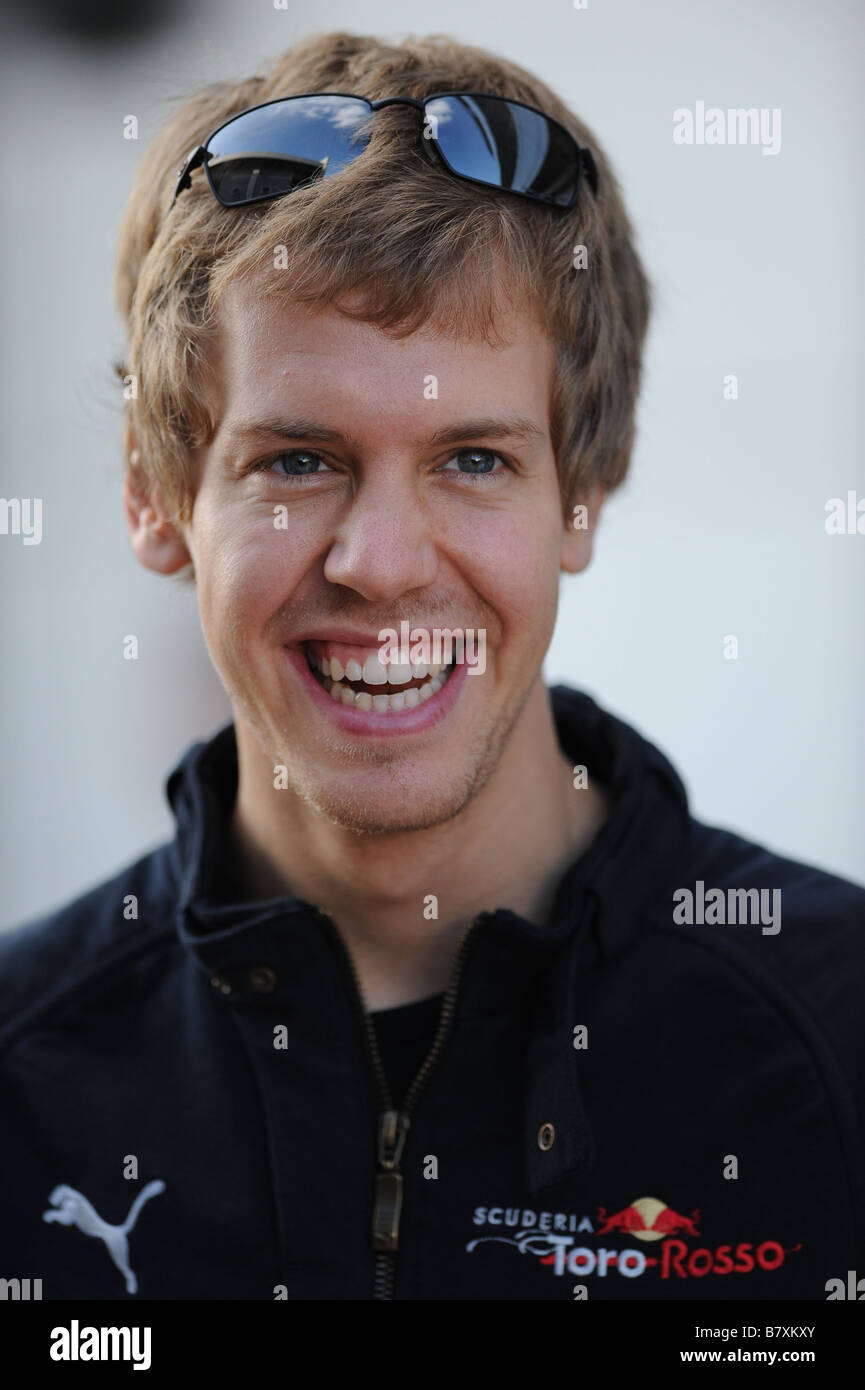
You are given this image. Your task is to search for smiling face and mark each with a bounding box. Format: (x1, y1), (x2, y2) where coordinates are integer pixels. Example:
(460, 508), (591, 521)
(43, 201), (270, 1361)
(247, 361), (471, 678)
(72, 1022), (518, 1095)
(130, 280), (600, 834)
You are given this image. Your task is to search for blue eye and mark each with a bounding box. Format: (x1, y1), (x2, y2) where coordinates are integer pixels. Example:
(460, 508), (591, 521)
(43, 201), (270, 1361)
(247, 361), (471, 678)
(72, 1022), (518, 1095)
(267, 450), (330, 476)
(440, 449), (505, 476)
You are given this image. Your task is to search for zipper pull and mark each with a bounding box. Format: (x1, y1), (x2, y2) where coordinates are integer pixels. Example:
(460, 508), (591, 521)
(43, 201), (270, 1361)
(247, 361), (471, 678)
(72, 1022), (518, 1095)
(372, 1109), (411, 1252)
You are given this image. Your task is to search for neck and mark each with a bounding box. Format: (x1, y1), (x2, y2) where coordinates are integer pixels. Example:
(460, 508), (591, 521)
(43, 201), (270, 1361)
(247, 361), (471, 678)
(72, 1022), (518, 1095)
(229, 682), (608, 1008)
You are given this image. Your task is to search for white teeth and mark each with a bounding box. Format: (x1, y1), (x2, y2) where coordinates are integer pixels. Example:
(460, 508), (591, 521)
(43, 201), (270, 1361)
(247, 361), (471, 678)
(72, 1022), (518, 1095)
(362, 655), (388, 686)
(386, 663), (413, 686)
(309, 647), (454, 712)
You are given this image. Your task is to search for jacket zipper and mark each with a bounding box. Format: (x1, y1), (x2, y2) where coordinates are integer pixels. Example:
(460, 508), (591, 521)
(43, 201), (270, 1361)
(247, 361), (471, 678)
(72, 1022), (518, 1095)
(318, 909), (481, 1300)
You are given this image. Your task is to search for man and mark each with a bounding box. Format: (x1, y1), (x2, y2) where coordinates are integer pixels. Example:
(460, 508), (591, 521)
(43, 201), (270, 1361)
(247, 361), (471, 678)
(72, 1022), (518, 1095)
(1, 31), (862, 1303)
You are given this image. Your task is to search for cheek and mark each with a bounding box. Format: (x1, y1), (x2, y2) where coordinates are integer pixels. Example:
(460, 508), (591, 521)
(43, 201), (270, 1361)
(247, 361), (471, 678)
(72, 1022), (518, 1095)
(454, 508), (562, 632)
(191, 500), (321, 650)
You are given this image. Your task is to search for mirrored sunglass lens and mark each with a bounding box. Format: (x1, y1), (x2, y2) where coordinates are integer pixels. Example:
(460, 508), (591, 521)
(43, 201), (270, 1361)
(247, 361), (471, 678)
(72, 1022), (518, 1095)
(206, 95), (373, 204)
(427, 95), (578, 207)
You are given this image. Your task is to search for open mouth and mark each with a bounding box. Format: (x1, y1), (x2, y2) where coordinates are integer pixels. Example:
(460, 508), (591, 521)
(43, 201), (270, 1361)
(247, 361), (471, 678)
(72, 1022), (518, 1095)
(305, 644), (457, 713)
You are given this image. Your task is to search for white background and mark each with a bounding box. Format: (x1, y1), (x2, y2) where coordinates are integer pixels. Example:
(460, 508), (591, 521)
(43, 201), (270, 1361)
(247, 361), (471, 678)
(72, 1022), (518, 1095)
(1, 0), (862, 930)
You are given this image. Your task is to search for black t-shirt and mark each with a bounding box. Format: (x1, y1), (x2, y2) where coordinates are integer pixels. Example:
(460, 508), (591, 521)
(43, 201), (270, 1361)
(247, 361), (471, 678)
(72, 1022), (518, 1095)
(369, 993), (444, 1107)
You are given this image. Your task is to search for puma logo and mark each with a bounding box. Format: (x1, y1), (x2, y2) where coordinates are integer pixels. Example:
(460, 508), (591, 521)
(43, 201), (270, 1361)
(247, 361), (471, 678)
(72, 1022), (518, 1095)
(42, 1180), (165, 1295)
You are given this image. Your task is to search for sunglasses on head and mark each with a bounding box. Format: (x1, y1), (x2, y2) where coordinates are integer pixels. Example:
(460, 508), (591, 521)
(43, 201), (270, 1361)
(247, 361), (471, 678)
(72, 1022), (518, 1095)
(172, 90), (599, 212)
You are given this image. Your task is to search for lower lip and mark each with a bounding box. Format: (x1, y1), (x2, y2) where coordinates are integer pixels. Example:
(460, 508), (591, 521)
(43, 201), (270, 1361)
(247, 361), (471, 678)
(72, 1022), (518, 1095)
(283, 646), (469, 737)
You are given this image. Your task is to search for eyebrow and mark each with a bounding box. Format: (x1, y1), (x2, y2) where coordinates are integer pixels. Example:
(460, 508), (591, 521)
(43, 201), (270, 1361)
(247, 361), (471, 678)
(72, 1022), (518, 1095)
(430, 417), (546, 447)
(219, 415), (547, 449)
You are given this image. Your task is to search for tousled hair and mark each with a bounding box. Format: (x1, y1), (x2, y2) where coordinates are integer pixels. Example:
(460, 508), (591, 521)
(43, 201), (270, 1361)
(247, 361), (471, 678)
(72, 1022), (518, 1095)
(115, 31), (651, 531)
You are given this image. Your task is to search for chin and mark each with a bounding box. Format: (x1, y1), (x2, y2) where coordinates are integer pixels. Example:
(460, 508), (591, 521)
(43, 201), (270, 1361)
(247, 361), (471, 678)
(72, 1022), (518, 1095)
(276, 693), (524, 835)
(298, 771), (479, 837)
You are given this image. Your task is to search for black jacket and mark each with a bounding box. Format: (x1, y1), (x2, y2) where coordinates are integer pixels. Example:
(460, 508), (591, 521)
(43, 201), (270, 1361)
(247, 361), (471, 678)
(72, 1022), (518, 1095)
(1, 687), (863, 1301)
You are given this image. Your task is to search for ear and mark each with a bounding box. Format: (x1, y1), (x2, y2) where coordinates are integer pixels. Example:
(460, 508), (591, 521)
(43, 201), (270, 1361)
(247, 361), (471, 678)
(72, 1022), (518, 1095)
(560, 482), (606, 574)
(123, 437), (192, 575)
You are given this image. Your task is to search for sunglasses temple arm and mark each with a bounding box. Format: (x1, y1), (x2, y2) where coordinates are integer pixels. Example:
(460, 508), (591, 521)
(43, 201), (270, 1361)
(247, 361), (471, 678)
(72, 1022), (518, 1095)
(170, 145), (208, 208)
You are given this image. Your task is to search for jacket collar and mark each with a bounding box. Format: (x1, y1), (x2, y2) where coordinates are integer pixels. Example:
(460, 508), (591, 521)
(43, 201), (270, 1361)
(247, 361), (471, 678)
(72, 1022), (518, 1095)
(167, 686), (691, 951)
(165, 687), (693, 1196)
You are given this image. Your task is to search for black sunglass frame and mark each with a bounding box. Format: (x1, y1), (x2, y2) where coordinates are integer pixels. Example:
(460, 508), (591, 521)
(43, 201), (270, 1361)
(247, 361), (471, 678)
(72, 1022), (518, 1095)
(172, 90), (599, 211)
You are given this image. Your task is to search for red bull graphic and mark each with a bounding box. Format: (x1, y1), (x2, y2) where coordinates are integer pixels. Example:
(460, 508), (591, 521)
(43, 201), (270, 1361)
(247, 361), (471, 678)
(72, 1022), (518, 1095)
(651, 1207), (701, 1238)
(597, 1196), (700, 1240)
(465, 1195), (802, 1285)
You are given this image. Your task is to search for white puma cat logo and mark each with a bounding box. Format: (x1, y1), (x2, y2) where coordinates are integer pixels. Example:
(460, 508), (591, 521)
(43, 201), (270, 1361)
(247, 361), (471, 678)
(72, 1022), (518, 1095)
(42, 1180), (166, 1295)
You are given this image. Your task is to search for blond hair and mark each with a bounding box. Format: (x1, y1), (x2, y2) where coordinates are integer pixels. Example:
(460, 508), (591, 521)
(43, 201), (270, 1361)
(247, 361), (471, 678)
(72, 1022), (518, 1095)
(116, 31), (650, 528)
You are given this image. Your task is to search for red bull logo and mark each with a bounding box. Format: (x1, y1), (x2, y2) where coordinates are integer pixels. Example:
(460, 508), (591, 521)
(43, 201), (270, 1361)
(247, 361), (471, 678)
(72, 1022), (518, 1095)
(597, 1196), (700, 1241)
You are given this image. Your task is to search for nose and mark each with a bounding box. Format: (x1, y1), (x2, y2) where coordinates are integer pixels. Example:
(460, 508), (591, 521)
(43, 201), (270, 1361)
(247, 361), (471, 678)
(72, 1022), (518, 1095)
(322, 467), (439, 601)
